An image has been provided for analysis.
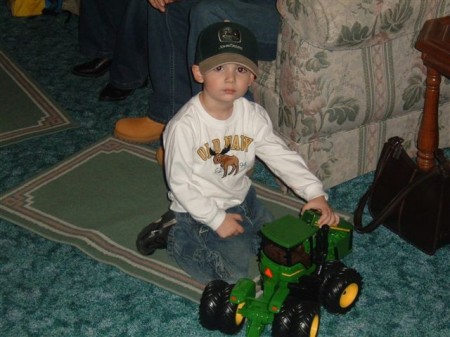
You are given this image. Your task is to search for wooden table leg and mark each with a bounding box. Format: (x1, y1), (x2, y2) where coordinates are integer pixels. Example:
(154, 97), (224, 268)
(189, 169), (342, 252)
(417, 66), (441, 171)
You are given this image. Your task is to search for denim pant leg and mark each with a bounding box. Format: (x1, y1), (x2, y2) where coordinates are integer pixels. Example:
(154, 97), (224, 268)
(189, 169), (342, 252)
(109, 0), (149, 90)
(188, 0), (280, 95)
(167, 187), (274, 284)
(146, 1), (199, 124)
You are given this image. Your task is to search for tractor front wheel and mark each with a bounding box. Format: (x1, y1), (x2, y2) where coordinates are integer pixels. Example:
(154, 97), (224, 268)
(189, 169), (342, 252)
(199, 280), (229, 330)
(218, 284), (245, 335)
(272, 299), (320, 337)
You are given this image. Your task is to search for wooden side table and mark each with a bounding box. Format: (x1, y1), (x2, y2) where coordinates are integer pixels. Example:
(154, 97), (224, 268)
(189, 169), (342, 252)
(415, 16), (450, 171)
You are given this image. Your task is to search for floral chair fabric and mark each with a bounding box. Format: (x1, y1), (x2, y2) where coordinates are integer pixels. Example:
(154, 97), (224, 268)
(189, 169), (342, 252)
(252, 0), (450, 189)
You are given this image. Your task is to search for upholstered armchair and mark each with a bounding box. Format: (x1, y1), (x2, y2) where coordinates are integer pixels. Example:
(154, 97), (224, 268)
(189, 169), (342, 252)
(252, 0), (450, 188)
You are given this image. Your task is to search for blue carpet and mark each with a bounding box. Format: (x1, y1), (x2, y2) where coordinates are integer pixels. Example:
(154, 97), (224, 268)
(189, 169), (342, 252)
(1, 4), (449, 337)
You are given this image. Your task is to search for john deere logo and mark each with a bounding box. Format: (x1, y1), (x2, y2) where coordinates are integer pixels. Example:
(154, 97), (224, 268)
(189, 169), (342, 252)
(218, 26), (241, 43)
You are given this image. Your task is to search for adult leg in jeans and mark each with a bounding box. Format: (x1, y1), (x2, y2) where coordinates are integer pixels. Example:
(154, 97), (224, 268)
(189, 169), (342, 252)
(108, 0), (148, 91)
(146, 1), (199, 125)
(114, 1), (200, 144)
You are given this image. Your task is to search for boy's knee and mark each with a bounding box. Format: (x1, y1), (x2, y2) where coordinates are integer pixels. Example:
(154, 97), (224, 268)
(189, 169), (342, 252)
(207, 250), (248, 283)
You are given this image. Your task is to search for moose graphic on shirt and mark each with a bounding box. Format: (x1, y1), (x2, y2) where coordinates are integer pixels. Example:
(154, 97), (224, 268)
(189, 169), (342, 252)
(209, 145), (239, 178)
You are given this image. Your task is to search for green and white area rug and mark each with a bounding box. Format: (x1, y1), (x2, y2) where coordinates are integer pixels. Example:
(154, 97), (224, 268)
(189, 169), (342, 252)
(0, 137), (347, 302)
(0, 50), (75, 147)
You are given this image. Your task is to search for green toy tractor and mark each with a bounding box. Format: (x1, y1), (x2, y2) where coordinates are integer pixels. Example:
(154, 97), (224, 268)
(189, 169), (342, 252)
(199, 210), (362, 337)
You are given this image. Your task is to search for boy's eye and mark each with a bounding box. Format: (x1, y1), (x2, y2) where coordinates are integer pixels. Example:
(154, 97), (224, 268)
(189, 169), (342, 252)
(237, 67), (248, 73)
(213, 65), (224, 71)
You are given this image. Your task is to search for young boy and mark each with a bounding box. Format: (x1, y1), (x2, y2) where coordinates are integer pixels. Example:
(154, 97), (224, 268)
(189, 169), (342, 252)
(163, 21), (339, 284)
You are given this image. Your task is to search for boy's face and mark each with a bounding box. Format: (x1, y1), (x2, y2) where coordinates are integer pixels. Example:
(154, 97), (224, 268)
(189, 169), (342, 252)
(192, 63), (255, 104)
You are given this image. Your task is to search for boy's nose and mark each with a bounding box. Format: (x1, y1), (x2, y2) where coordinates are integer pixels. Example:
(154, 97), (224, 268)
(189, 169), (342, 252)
(224, 69), (236, 82)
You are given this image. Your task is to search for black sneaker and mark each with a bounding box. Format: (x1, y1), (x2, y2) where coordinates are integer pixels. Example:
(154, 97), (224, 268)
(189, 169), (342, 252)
(136, 210), (176, 255)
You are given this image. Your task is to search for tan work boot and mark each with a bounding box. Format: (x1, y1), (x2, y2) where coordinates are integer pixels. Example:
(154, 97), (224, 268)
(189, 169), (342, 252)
(114, 117), (164, 143)
(156, 147), (164, 166)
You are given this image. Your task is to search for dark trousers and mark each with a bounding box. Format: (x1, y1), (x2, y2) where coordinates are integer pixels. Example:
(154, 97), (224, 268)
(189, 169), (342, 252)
(78, 0), (148, 90)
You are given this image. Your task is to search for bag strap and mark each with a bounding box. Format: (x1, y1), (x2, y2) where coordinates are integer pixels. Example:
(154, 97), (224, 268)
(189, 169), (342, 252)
(353, 168), (437, 233)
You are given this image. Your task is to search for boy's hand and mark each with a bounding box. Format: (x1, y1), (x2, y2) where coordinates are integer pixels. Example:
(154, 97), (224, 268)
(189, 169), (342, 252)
(216, 213), (244, 238)
(302, 195), (339, 227)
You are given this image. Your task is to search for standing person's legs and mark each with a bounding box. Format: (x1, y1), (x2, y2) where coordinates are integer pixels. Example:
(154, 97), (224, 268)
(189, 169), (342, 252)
(114, 1), (199, 143)
(188, 0), (280, 94)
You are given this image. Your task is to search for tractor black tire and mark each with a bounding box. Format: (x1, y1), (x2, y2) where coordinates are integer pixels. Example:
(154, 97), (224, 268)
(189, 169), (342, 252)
(289, 301), (320, 337)
(272, 297), (297, 337)
(320, 267), (363, 314)
(218, 284), (245, 335)
(272, 298), (320, 337)
(199, 280), (229, 331)
(319, 260), (346, 285)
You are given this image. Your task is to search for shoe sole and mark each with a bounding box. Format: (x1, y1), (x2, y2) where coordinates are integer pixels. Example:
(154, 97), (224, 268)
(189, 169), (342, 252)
(99, 92), (133, 102)
(71, 67), (110, 78)
(114, 130), (161, 144)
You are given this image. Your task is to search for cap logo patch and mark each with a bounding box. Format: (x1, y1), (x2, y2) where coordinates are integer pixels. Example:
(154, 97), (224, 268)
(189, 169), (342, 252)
(218, 27), (241, 43)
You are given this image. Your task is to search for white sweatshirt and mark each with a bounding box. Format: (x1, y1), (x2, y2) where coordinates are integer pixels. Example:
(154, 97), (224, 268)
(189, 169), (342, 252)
(163, 94), (326, 231)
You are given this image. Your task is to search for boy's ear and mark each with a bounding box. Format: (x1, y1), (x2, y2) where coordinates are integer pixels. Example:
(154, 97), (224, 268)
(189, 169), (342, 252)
(249, 73), (256, 86)
(192, 65), (204, 84)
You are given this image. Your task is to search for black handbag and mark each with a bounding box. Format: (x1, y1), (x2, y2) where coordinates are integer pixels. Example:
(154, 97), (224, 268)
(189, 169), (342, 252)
(353, 136), (450, 255)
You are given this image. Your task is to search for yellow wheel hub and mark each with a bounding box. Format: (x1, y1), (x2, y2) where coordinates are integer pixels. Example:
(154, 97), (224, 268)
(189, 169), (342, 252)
(339, 283), (359, 308)
(309, 314), (320, 337)
(235, 302), (245, 325)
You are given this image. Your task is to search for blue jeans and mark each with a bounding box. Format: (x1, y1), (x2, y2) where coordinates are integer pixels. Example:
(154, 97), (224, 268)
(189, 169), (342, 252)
(146, 0), (279, 124)
(78, 0), (148, 90)
(167, 187), (274, 284)
(147, 1), (199, 124)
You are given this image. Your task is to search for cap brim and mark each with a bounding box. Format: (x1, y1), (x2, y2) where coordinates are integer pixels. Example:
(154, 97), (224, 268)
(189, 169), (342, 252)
(199, 53), (258, 77)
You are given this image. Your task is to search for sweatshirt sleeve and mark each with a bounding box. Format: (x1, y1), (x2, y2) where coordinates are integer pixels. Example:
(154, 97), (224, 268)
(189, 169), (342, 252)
(163, 120), (226, 231)
(252, 108), (327, 201)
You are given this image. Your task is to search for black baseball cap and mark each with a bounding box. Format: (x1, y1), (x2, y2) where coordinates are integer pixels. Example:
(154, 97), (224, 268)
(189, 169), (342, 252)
(194, 21), (258, 76)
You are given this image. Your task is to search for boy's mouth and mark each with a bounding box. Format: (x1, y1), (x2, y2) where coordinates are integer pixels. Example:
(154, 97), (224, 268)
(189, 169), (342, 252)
(223, 89), (237, 94)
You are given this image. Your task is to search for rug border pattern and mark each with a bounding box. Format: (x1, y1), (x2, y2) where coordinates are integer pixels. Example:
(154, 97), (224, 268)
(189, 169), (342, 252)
(0, 50), (75, 146)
